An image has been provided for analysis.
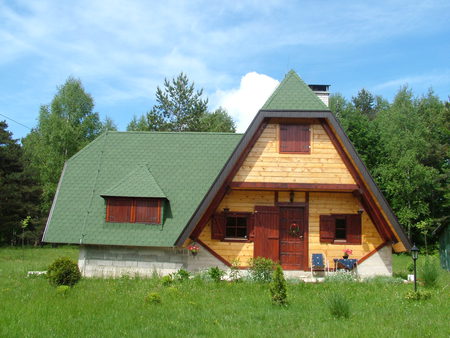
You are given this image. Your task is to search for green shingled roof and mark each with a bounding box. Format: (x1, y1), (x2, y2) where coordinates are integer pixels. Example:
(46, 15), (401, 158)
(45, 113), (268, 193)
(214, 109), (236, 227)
(43, 131), (242, 247)
(261, 70), (328, 111)
(101, 164), (166, 198)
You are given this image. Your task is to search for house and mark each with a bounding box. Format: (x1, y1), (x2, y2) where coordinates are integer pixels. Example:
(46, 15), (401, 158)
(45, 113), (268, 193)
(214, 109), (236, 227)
(433, 224), (450, 271)
(43, 70), (411, 277)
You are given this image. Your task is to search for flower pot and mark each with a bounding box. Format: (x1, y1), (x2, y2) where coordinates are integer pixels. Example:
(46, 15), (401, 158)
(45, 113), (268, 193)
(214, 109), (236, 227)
(343, 255), (349, 259)
(191, 251), (198, 257)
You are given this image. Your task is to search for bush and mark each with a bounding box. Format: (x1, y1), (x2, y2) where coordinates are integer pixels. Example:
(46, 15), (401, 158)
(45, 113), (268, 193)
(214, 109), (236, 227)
(420, 257), (439, 288)
(270, 265), (287, 305)
(208, 266), (225, 282)
(47, 257), (81, 287)
(404, 290), (432, 301)
(161, 275), (173, 287)
(324, 271), (357, 283)
(406, 262), (414, 273)
(393, 271), (408, 280)
(248, 257), (275, 282)
(327, 293), (350, 319)
(56, 285), (70, 295)
(145, 292), (162, 304)
(173, 269), (190, 282)
(364, 276), (404, 285)
(229, 259), (242, 282)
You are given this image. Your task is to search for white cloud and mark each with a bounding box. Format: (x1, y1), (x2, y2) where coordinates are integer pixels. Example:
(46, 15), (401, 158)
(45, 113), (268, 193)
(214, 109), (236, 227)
(212, 72), (279, 133)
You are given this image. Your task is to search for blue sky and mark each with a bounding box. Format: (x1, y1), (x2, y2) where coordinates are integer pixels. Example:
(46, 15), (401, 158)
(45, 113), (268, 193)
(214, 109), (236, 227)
(1, 0), (449, 139)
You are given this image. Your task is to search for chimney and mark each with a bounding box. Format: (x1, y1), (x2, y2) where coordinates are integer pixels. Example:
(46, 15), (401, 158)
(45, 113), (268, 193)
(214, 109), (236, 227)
(308, 84), (330, 107)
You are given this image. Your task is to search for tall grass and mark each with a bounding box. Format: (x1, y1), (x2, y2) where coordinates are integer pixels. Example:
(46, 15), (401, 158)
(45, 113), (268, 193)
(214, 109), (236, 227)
(327, 293), (350, 319)
(0, 248), (449, 337)
(420, 257), (440, 288)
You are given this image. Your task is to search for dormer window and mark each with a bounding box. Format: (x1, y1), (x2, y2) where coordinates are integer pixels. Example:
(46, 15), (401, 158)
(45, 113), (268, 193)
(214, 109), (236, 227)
(106, 197), (162, 224)
(279, 124), (311, 154)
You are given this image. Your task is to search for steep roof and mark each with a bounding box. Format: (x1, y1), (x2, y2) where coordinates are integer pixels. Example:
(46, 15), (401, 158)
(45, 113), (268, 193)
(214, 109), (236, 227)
(101, 165), (166, 198)
(262, 70), (328, 111)
(43, 131), (242, 247)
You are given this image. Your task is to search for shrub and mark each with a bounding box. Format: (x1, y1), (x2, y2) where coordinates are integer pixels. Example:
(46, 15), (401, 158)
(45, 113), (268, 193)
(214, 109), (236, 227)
(56, 285), (70, 295)
(269, 265), (287, 305)
(364, 276), (404, 285)
(173, 269), (190, 282)
(327, 293), (350, 319)
(324, 271), (357, 283)
(404, 290), (432, 301)
(420, 257), (439, 288)
(145, 292), (162, 304)
(406, 262), (414, 273)
(161, 275), (173, 287)
(393, 271), (408, 280)
(47, 257), (81, 287)
(229, 259), (242, 282)
(208, 266), (225, 282)
(248, 257), (275, 282)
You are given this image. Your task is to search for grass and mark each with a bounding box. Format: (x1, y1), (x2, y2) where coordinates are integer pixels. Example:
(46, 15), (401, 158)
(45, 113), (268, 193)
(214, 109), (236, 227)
(1, 247), (449, 337)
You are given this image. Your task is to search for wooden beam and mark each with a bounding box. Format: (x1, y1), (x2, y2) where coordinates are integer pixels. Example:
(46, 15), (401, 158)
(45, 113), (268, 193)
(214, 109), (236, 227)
(230, 182), (359, 191)
(321, 120), (396, 243)
(195, 238), (231, 267)
(358, 241), (389, 265)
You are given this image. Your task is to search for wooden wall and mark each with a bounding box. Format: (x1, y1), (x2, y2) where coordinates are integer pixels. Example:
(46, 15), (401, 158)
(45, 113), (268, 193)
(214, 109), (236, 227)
(309, 192), (384, 268)
(198, 190), (383, 268)
(233, 123), (356, 185)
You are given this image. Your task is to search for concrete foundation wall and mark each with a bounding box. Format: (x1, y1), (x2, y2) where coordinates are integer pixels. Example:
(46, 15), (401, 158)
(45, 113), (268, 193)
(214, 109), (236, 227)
(78, 243), (227, 278)
(357, 244), (392, 277)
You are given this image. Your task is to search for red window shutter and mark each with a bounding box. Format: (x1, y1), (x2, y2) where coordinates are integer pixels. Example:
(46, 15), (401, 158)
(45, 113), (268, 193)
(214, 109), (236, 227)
(319, 215), (335, 243)
(280, 124), (310, 153)
(247, 214), (255, 241)
(135, 199), (160, 223)
(346, 214), (362, 244)
(107, 198), (132, 222)
(211, 213), (226, 240)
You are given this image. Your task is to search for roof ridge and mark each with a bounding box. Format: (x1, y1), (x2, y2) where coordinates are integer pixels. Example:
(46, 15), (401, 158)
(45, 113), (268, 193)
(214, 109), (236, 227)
(261, 70), (329, 111)
(107, 131), (243, 135)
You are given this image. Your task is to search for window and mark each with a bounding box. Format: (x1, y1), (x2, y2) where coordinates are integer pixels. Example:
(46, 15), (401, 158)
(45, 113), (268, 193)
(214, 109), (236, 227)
(319, 214), (361, 244)
(335, 218), (347, 240)
(211, 212), (253, 241)
(106, 197), (162, 224)
(226, 215), (248, 238)
(279, 124), (310, 153)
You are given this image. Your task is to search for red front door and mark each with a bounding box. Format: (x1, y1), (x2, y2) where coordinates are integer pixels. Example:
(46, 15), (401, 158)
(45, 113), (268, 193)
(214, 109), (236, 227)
(279, 207), (307, 270)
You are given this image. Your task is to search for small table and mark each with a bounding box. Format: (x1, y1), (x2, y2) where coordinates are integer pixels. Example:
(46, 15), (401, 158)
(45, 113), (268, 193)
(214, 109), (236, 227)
(333, 258), (358, 272)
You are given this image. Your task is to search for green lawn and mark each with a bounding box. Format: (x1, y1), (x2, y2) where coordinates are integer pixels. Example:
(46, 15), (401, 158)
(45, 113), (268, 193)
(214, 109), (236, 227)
(1, 247), (449, 337)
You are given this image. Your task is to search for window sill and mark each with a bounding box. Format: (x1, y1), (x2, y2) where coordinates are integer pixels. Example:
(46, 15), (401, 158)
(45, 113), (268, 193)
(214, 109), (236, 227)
(222, 238), (250, 243)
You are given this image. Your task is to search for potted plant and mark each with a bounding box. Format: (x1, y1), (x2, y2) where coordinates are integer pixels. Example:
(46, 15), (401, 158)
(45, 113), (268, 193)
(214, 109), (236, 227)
(343, 248), (352, 259)
(188, 243), (200, 256)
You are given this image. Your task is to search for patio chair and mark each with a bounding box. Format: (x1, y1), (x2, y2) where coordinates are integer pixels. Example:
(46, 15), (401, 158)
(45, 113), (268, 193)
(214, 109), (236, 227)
(311, 253), (328, 277)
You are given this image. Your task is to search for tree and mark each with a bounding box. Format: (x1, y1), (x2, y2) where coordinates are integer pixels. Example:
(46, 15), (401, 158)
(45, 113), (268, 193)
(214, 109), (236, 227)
(0, 121), (41, 245)
(352, 89), (375, 119)
(23, 77), (103, 211)
(198, 107), (236, 132)
(127, 73), (236, 133)
(101, 116), (118, 132)
(147, 72), (208, 131)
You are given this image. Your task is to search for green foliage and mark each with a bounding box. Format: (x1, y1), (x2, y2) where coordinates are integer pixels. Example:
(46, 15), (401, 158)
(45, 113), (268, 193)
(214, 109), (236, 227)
(145, 292), (162, 304)
(324, 271), (357, 283)
(420, 257), (440, 288)
(229, 259), (242, 282)
(0, 121), (41, 245)
(248, 257), (275, 282)
(363, 276), (404, 285)
(56, 285), (70, 295)
(269, 265), (288, 305)
(207, 266), (225, 282)
(404, 290), (432, 301)
(127, 73), (236, 132)
(23, 77), (103, 212)
(406, 262), (414, 273)
(326, 293), (350, 319)
(173, 269), (190, 282)
(393, 271), (408, 280)
(47, 257), (81, 287)
(161, 275), (173, 287)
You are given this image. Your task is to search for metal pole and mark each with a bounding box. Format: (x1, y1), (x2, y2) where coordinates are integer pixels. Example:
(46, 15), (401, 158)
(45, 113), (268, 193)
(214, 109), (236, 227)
(414, 259), (417, 292)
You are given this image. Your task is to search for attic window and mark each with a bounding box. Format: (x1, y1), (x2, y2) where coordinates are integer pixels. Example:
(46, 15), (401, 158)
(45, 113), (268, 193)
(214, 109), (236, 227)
(279, 124), (311, 153)
(106, 197), (162, 224)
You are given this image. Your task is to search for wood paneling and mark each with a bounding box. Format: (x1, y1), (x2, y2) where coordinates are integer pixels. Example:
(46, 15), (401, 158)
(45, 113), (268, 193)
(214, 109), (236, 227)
(232, 123), (356, 184)
(309, 192), (384, 268)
